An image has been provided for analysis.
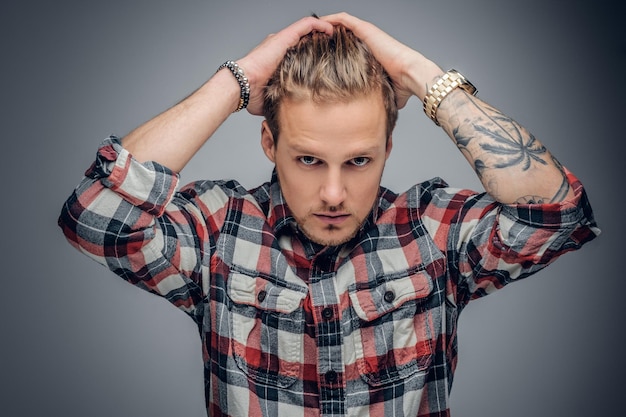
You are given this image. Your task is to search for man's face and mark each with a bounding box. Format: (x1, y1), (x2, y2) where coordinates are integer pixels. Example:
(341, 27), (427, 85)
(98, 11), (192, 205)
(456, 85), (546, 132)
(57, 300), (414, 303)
(261, 93), (392, 246)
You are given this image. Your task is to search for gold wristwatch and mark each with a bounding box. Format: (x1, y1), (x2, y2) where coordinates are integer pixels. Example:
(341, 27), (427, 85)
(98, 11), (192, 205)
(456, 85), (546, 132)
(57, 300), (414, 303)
(423, 69), (477, 125)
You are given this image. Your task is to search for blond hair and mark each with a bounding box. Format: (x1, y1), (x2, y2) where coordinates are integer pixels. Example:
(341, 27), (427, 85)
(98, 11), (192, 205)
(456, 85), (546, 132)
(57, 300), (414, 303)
(263, 25), (397, 142)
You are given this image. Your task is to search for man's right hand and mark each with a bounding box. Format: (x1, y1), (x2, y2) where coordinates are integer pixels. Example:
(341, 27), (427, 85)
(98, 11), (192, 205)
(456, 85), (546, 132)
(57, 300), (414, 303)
(237, 16), (334, 115)
(121, 16), (332, 172)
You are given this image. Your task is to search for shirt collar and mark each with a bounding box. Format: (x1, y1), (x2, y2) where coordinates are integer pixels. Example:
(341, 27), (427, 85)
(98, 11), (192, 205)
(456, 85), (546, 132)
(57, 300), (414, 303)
(267, 169), (296, 236)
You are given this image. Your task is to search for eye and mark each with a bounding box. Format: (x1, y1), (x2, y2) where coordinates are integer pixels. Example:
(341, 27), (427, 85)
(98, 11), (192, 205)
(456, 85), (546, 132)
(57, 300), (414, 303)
(299, 156), (319, 166)
(350, 157), (370, 167)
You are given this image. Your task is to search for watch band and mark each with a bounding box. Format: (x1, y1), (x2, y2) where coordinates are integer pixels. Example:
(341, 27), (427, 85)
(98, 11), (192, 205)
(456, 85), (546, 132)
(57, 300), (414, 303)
(423, 69), (477, 125)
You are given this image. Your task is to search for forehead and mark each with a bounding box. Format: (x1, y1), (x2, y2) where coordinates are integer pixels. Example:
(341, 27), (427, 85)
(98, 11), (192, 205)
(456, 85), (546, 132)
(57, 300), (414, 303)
(277, 93), (387, 151)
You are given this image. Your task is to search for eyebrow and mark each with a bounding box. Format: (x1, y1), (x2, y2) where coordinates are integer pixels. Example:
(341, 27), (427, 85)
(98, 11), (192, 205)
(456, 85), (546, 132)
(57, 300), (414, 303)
(346, 146), (381, 158)
(290, 143), (382, 157)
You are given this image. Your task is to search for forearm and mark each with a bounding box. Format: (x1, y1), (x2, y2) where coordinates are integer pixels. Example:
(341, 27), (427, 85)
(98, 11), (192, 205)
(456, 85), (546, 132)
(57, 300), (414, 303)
(122, 69), (241, 172)
(58, 139), (206, 313)
(435, 89), (574, 204)
(120, 15), (334, 173)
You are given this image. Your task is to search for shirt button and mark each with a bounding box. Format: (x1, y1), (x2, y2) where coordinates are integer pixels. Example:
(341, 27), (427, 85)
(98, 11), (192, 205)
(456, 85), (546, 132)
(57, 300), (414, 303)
(321, 307), (334, 320)
(384, 290), (395, 303)
(257, 290), (267, 303)
(325, 370), (338, 384)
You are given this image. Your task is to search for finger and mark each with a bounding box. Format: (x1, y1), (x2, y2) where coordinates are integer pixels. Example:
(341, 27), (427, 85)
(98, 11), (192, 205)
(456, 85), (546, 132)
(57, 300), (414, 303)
(319, 11), (361, 26)
(240, 17), (333, 71)
(320, 12), (397, 54)
(320, 12), (377, 38)
(279, 15), (334, 41)
(252, 16), (333, 62)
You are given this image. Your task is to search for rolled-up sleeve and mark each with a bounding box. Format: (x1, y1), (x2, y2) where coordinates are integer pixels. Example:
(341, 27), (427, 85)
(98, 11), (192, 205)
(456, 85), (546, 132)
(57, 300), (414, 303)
(58, 136), (207, 320)
(429, 168), (600, 306)
(495, 171), (598, 262)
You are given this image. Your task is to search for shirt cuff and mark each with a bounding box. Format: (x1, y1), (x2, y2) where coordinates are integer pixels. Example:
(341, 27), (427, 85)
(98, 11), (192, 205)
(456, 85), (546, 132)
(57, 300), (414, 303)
(497, 168), (600, 255)
(84, 135), (180, 216)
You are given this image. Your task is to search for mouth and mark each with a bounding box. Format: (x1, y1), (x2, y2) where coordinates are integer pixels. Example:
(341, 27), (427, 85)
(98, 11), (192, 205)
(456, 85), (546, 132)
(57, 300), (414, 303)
(314, 213), (351, 225)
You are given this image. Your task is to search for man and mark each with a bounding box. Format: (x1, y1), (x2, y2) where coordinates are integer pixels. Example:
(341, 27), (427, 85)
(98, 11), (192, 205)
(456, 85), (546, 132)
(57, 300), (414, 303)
(58, 13), (599, 417)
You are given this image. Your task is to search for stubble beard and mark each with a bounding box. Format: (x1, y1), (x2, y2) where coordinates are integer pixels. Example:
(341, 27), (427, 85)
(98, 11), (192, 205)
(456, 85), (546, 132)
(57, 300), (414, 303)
(295, 206), (369, 247)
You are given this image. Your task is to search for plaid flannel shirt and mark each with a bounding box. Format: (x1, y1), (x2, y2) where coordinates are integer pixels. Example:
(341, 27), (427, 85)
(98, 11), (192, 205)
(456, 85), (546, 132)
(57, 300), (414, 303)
(59, 136), (599, 416)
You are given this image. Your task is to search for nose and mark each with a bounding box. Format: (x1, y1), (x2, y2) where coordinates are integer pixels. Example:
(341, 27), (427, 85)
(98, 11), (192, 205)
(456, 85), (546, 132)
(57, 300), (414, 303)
(319, 168), (347, 207)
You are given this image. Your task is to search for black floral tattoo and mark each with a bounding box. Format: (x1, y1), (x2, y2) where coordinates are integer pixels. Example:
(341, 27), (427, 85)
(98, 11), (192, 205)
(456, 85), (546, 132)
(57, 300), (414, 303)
(445, 94), (572, 203)
(515, 195), (551, 204)
(476, 125), (547, 171)
(549, 155), (571, 203)
(473, 159), (487, 179)
(451, 96), (548, 172)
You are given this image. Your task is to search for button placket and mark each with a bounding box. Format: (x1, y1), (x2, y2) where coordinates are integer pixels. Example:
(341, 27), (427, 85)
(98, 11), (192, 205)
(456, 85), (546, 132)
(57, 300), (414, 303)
(321, 307), (334, 320)
(324, 369), (338, 384)
(308, 265), (345, 398)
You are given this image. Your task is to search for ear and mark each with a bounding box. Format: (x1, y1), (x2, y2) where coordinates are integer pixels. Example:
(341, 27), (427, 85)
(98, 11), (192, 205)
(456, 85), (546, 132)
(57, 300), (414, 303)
(385, 135), (393, 160)
(261, 120), (276, 163)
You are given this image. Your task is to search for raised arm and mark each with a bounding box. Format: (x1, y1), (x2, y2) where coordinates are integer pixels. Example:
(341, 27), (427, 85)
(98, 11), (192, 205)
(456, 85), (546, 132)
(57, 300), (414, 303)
(321, 12), (573, 204)
(121, 17), (333, 172)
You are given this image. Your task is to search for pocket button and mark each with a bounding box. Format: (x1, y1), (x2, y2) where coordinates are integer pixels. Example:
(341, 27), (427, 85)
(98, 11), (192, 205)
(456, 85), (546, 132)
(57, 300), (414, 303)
(257, 290), (267, 303)
(384, 290), (395, 303)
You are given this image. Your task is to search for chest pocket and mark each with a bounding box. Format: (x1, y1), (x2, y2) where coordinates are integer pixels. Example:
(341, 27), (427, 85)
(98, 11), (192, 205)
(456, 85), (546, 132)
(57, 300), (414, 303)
(227, 271), (307, 388)
(348, 269), (435, 387)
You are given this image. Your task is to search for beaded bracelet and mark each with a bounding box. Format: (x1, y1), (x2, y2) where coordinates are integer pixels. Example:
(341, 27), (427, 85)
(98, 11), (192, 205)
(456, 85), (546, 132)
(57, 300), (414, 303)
(217, 60), (250, 112)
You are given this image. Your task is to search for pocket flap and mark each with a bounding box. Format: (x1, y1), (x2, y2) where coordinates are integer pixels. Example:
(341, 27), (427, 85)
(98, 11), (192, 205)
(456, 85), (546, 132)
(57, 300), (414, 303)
(349, 271), (433, 321)
(227, 272), (307, 314)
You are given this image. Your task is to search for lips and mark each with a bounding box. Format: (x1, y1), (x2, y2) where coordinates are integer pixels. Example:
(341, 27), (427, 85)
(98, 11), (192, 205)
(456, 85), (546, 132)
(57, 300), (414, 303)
(314, 213), (350, 225)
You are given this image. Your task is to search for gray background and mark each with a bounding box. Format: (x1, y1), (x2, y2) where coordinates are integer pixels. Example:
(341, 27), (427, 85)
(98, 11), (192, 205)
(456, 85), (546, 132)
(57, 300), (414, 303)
(2, 0), (623, 416)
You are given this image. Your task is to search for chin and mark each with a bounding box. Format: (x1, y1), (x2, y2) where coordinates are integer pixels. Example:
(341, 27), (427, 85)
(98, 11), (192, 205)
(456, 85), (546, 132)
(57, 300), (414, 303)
(304, 226), (359, 247)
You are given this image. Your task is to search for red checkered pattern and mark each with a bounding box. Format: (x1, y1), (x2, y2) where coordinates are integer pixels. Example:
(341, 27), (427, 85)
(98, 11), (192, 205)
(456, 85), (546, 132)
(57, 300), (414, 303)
(59, 136), (599, 416)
